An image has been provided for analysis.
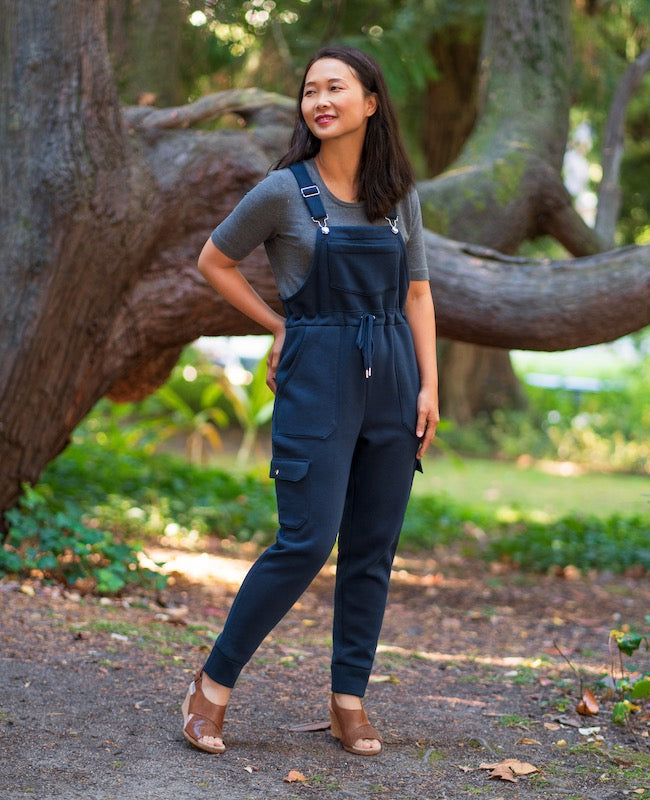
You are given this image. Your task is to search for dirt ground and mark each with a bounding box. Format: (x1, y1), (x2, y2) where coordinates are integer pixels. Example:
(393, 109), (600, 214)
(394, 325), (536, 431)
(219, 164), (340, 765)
(1, 541), (649, 800)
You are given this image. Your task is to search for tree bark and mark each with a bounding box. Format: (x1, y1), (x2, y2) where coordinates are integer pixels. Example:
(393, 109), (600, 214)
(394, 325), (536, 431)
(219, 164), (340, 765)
(595, 48), (650, 247)
(1, 0), (649, 516)
(418, 0), (603, 258)
(106, 0), (186, 106)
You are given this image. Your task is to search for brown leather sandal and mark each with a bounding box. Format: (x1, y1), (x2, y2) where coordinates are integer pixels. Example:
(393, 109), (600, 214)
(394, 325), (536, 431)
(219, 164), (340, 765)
(181, 670), (226, 754)
(329, 693), (382, 756)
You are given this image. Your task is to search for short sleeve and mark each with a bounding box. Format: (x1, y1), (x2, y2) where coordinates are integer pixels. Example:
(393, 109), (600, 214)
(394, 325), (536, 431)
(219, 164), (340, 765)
(404, 188), (429, 282)
(210, 172), (290, 261)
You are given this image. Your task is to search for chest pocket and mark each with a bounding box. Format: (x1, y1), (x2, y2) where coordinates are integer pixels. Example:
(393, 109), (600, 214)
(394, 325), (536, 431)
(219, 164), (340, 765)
(327, 242), (399, 296)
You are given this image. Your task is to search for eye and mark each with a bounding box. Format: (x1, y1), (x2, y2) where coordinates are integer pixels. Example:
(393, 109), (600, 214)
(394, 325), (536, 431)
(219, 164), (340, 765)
(303, 88), (315, 97)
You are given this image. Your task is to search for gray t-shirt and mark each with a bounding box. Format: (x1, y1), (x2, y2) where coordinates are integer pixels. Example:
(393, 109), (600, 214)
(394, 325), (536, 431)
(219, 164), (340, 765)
(210, 159), (429, 298)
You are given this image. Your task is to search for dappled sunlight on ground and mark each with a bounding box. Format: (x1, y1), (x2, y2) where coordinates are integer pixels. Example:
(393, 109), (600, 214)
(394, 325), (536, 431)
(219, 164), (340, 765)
(140, 547), (254, 588)
(140, 543), (456, 591)
(376, 643), (608, 677)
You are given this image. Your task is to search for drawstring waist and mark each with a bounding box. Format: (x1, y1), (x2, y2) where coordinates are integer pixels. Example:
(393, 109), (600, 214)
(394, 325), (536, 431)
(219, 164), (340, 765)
(356, 313), (375, 379)
(282, 311), (409, 381)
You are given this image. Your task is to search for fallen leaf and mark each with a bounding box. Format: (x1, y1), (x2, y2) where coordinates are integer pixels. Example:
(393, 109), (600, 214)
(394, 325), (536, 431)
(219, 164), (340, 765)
(516, 737), (541, 745)
(369, 674), (399, 684)
(578, 726), (600, 736)
(555, 739), (567, 746)
(480, 759), (540, 782)
(244, 765), (258, 774)
(454, 764), (476, 773)
(287, 719), (331, 733)
(487, 765), (517, 783)
(544, 722), (561, 731)
(284, 770), (308, 783)
(555, 714), (583, 728)
(576, 688), (599, 716)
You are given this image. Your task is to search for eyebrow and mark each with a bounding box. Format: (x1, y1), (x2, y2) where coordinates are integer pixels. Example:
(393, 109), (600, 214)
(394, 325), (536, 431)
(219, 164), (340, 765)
(304, 76), (349, 87)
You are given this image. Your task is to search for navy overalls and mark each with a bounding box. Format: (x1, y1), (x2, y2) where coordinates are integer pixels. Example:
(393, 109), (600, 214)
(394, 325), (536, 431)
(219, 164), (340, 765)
(204, 163), (422, 696)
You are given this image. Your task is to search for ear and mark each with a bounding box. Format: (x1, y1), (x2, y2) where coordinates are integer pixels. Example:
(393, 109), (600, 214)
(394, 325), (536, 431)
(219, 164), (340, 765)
(365, 93), (378, 118)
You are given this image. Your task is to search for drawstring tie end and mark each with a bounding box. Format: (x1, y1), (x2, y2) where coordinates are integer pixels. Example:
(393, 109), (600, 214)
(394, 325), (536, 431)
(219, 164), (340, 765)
(356, 313), (375, 380)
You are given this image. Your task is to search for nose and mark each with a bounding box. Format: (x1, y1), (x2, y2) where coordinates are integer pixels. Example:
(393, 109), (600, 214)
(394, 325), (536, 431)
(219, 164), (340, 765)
(315, 93), (330, 109)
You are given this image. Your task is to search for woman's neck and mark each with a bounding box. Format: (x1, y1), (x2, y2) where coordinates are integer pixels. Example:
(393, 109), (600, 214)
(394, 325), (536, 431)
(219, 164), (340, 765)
(314, 145), (362, 204)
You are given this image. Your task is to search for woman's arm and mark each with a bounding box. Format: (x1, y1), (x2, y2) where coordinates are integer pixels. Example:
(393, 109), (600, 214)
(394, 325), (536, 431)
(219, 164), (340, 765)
(404, 280), (439, 458)
(198, 238), (286, 392)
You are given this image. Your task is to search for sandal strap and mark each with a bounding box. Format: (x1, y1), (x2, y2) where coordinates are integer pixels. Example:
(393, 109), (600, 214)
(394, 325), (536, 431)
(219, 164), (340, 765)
(186, 670), (226, 730)
(331, 697), (382, 747)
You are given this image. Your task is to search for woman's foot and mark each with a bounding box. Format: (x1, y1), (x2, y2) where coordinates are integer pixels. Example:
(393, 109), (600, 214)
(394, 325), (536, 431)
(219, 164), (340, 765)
(329, 693), (382, 755)
(181, 670), (231, 754)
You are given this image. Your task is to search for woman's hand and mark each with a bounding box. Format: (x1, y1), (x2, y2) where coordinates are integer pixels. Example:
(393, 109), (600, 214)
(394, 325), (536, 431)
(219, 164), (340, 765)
(415, 385), (439, 458)
(266, 324), (286, 394)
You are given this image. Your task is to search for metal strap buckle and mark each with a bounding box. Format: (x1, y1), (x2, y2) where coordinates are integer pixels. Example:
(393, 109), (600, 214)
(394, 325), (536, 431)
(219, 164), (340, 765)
(301, 185), (320, 198)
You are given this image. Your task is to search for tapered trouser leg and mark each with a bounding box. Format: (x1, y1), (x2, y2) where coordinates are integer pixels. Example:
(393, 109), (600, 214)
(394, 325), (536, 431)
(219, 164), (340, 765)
(331, 424), (418, 697)
(203, 434), (358, 687)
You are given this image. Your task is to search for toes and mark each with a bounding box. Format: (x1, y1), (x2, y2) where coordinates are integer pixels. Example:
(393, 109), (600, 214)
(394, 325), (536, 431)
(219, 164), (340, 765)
(355, 738), (380, 751)
(199, 735), (224, 748)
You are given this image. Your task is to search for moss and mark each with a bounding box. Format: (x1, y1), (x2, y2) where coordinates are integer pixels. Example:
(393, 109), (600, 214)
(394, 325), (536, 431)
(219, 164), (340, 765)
(492, 151), (527, 207)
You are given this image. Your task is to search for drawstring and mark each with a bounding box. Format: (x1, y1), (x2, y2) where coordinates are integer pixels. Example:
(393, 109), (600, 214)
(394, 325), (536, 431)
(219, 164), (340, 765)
(356, 313), (375, 378)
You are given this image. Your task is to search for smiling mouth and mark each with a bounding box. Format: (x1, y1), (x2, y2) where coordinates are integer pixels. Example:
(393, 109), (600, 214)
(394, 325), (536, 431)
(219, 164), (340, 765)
(315, 115), (336, 124)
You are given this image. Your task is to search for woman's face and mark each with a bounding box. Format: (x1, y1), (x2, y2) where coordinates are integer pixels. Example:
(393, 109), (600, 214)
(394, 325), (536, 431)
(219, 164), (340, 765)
(301, 58), (377, 144)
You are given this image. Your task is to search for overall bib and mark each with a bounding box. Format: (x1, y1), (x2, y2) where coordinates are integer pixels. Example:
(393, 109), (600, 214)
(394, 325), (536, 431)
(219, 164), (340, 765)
(204, 163), (422, 696)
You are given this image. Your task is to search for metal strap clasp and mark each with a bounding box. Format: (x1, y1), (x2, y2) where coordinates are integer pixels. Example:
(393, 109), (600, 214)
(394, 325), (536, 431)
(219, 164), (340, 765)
(314, 216), (330, 235)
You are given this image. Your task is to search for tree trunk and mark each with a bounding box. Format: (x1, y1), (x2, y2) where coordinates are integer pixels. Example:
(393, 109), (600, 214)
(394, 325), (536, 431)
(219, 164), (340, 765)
(106, 0), (186, 106)
(595, 48), (650, 247)
(423, 24), (481, 178)
(422, 14), (523, 421)
(418, 0), (602, 258)
(1, 0), (649, 516)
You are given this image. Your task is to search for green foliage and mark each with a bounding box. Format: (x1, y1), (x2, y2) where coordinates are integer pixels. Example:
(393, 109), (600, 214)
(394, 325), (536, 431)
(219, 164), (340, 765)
(488, 514), (650, 573)
(609, 621), (650, 726)
(43, 439), (278, 545)
(440, 350), (650, 475)
(0, 485), (165, 594)
(222, 347), (275, 464)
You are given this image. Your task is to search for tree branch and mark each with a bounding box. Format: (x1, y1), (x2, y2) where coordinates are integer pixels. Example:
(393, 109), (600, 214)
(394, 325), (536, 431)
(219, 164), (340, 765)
(425, 233), (650, 350)
(122, 88), (294, 130)
(595, 48), (650, 247)
(103, 229), (650, 402)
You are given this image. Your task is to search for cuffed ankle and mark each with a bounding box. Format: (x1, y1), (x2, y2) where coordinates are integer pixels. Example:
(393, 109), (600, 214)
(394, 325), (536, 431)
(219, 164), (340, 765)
(203, 641), (245, 688)
(331, 664), (370, 697)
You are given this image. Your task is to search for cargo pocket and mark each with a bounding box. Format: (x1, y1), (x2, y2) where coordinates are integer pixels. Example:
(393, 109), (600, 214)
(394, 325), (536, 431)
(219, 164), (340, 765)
(270, 458), (310, 529)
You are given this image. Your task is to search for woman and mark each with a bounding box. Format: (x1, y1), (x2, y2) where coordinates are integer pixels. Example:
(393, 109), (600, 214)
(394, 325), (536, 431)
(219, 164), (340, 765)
(183, 45), (439, 757)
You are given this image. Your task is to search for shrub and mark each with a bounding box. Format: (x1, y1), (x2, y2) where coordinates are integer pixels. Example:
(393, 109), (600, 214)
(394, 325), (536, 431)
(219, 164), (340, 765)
(0, 484), (165, 594)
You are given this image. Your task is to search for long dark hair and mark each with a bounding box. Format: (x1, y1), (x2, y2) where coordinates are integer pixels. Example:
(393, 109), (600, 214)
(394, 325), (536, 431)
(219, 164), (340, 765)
(275, 46), (414, 221)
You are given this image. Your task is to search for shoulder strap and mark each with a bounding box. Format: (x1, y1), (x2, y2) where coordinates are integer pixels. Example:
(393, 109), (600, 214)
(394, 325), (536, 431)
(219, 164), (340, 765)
(289, 162), (328, 223)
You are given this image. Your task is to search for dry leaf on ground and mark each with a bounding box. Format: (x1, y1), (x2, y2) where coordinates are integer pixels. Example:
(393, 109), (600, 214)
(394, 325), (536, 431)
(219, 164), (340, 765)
(480, 759), (540, 782)
(284, 770), (308, 783)
(576, 688), (599, 716)
(287, 719), (331, 733)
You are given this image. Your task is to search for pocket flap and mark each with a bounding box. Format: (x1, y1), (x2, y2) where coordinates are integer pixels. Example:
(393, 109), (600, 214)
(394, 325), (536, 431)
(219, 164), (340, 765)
(270, 458), (310, 482)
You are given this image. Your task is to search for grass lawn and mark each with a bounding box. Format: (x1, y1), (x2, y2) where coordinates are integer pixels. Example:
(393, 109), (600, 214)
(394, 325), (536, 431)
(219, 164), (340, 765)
(414, 453), (650, 522)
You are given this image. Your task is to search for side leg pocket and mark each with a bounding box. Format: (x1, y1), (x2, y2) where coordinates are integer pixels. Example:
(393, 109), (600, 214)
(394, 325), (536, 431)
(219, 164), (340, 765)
(270, 458), (310, 529)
